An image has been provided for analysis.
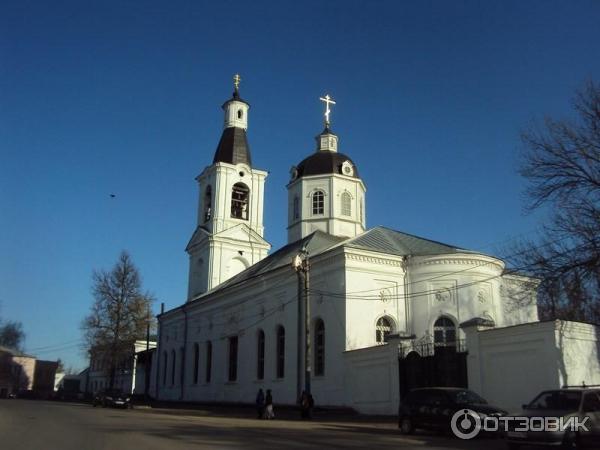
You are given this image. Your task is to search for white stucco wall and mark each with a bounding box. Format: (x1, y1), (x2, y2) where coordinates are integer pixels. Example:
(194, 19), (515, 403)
(464, 320), (600, 412)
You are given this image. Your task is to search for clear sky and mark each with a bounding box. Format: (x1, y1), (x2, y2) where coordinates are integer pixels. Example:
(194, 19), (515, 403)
(1, 0), (599, 371)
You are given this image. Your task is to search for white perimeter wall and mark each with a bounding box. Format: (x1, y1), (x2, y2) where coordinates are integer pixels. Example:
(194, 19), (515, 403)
(465, 320), (600, 412)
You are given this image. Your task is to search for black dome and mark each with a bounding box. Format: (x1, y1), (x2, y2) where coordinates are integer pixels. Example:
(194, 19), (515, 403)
(213, 127), (252, 166)
(296, 151), (359, 178)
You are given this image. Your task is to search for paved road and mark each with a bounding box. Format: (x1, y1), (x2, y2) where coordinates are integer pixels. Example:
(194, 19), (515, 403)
(0, 399), (507, 450)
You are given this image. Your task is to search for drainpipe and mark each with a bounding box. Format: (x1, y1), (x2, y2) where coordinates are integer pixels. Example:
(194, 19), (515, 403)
(402, 256), (411, 334)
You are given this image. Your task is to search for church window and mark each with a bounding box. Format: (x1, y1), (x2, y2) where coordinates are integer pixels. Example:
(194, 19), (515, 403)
(433, 317), (456, 347)
(312, 190), (324, 215)
(314, 319), (325, 376)
(257, 329), (265, 380)
(276, 326), (285, 378)
(341, 192), (351, 216)
(228, 336), (238, 382)
(162, 352), (167, 386)
(376, 317), (393, 344)
(237, 109), (243, 119)
(231, 183), (249, 220)
(193, 343), (200, 384)
(293, 195), (300, 220)
(171, 350), (176, 386)
(204, 185), (212, 222)
(205, 341), (212, 383)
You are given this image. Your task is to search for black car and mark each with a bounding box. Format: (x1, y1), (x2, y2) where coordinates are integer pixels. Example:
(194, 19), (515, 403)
(399, 387), (507, 435)
(505, 388), (600, 450)
(92, 389), (132, 409)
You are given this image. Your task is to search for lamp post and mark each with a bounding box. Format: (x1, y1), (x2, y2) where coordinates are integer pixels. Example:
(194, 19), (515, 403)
(292, 247), (311, 396)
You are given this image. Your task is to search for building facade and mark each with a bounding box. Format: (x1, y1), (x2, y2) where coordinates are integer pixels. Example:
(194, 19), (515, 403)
(154, 80), (539, 413)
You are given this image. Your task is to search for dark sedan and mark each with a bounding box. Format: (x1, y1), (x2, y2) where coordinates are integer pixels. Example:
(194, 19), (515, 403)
(399, 387), (507, 435)
(92, 389), (132, 409)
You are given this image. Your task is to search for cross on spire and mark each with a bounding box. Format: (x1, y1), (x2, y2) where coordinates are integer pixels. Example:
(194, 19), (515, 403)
(319, 94), (336, 127)
(233, 74), (241, 92)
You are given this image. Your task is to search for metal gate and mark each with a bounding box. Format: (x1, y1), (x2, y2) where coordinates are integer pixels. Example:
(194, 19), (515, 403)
(398, 340), (468, 401)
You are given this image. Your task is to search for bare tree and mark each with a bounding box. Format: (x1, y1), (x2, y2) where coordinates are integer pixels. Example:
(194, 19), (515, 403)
(82, 251), (154, 388)
(0, 320), (26, 350)
(507, 81), (600, 322)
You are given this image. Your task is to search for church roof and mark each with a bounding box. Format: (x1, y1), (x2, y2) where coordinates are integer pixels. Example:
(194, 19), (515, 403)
(192, 231), (345, 300)
(343, 226), (469, 257)
(296, 151), (359, 178)
(213, 127), (252, 166)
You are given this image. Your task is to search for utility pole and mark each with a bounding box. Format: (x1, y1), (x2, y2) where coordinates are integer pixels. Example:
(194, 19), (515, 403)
(292, 247), (311, 395)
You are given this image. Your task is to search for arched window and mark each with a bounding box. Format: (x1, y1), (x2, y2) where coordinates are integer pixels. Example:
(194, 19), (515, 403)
(314, 319), (325, 376)
(204, 185), (212, 222)
(228, 336), (238, 382)
(205, 341), (212, 383)
(312, 190), (324, 215)
(341, 192), (351, 216)
(231, 183), (249, 220)
(193, 343), (200, 384)
(237, 109), (243, 119)
(376, 317), (393, 344)
(257, 329), (265, 380)
(162, 351), (167, 386)
(170, 350), (176, 386)
(276, 326), (285, 378)
(433, 317), (456, 347)
(293, 195), (300, 220)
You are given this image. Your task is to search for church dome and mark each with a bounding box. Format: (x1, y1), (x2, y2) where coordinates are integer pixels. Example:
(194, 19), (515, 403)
(295, 151), (359, 179)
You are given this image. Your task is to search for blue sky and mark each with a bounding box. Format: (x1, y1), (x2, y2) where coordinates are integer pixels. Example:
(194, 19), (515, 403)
(1, 0), (599, 370)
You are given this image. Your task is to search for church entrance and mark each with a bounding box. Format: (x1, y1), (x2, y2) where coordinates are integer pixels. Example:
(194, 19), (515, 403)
(398, 340), (468, 401)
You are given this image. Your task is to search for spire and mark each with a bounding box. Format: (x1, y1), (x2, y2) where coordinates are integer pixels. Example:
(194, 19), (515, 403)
(316, 94), (338, 152)
(214, 74), (252, 165)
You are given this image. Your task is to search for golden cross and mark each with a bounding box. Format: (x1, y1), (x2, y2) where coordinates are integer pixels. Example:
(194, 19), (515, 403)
(319, 94), (336, 126)
(233, 74), (241, 91)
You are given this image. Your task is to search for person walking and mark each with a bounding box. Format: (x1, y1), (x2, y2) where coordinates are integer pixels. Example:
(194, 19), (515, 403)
(265, 389), (274, 419)
(255, 388), (265, 419)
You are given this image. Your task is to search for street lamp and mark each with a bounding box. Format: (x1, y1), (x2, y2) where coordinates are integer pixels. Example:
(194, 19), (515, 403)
(292, 247), (311, 397)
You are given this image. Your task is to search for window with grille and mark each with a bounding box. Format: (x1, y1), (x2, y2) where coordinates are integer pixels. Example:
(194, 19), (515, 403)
(312, 190), (324, 215)
(341, 192), (351, 216)
(376, 317), (393, 343)
(314, 319), (325, 376)
(433, 317), (456, 347)
(228, 336), (238, 382)
(205, 341), (212, 383)
(193, 343), (200, 384)
(276, 326), (285, 378)
(231, 183), (249, 220)
(257, 329), (265, 380)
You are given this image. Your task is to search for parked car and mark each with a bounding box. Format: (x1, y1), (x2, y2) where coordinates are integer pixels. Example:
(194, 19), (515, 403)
(398, 387), (507, 435)
(505, 388), (600, 450)
(92, 389), (132, 409)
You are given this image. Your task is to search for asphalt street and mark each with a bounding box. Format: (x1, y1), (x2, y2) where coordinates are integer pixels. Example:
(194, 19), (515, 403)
(0, 400), (507, 450)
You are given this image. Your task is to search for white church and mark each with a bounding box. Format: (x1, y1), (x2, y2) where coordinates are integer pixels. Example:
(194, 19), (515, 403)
(153, 77), (600, 414)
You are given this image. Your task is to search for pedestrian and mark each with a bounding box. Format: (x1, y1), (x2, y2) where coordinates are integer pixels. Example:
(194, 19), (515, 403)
(299, 390), (309, 419)
(265, 389), (274, 419)
(255, 388), (265, 419)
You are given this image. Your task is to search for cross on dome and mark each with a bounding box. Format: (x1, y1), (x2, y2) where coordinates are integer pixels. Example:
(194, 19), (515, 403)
(319, 94), (336, 127)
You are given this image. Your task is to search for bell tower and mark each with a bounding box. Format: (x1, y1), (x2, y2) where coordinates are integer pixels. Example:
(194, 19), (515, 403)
(186, 75), (271, 300)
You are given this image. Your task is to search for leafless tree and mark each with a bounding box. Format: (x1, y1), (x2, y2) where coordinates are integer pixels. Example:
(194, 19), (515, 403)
(506, 81), (600, 323)
(0, 320), (25, 350)
(82, 251), (154, 388)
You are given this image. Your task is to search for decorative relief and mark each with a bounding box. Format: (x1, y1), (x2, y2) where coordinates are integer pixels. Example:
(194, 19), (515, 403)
(345, 253), (403, 267)
(379, 288), (392, 303)
(414, 257), (503, 272)
(477, 289), (487, 304)
(435, 288), (452, 303)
